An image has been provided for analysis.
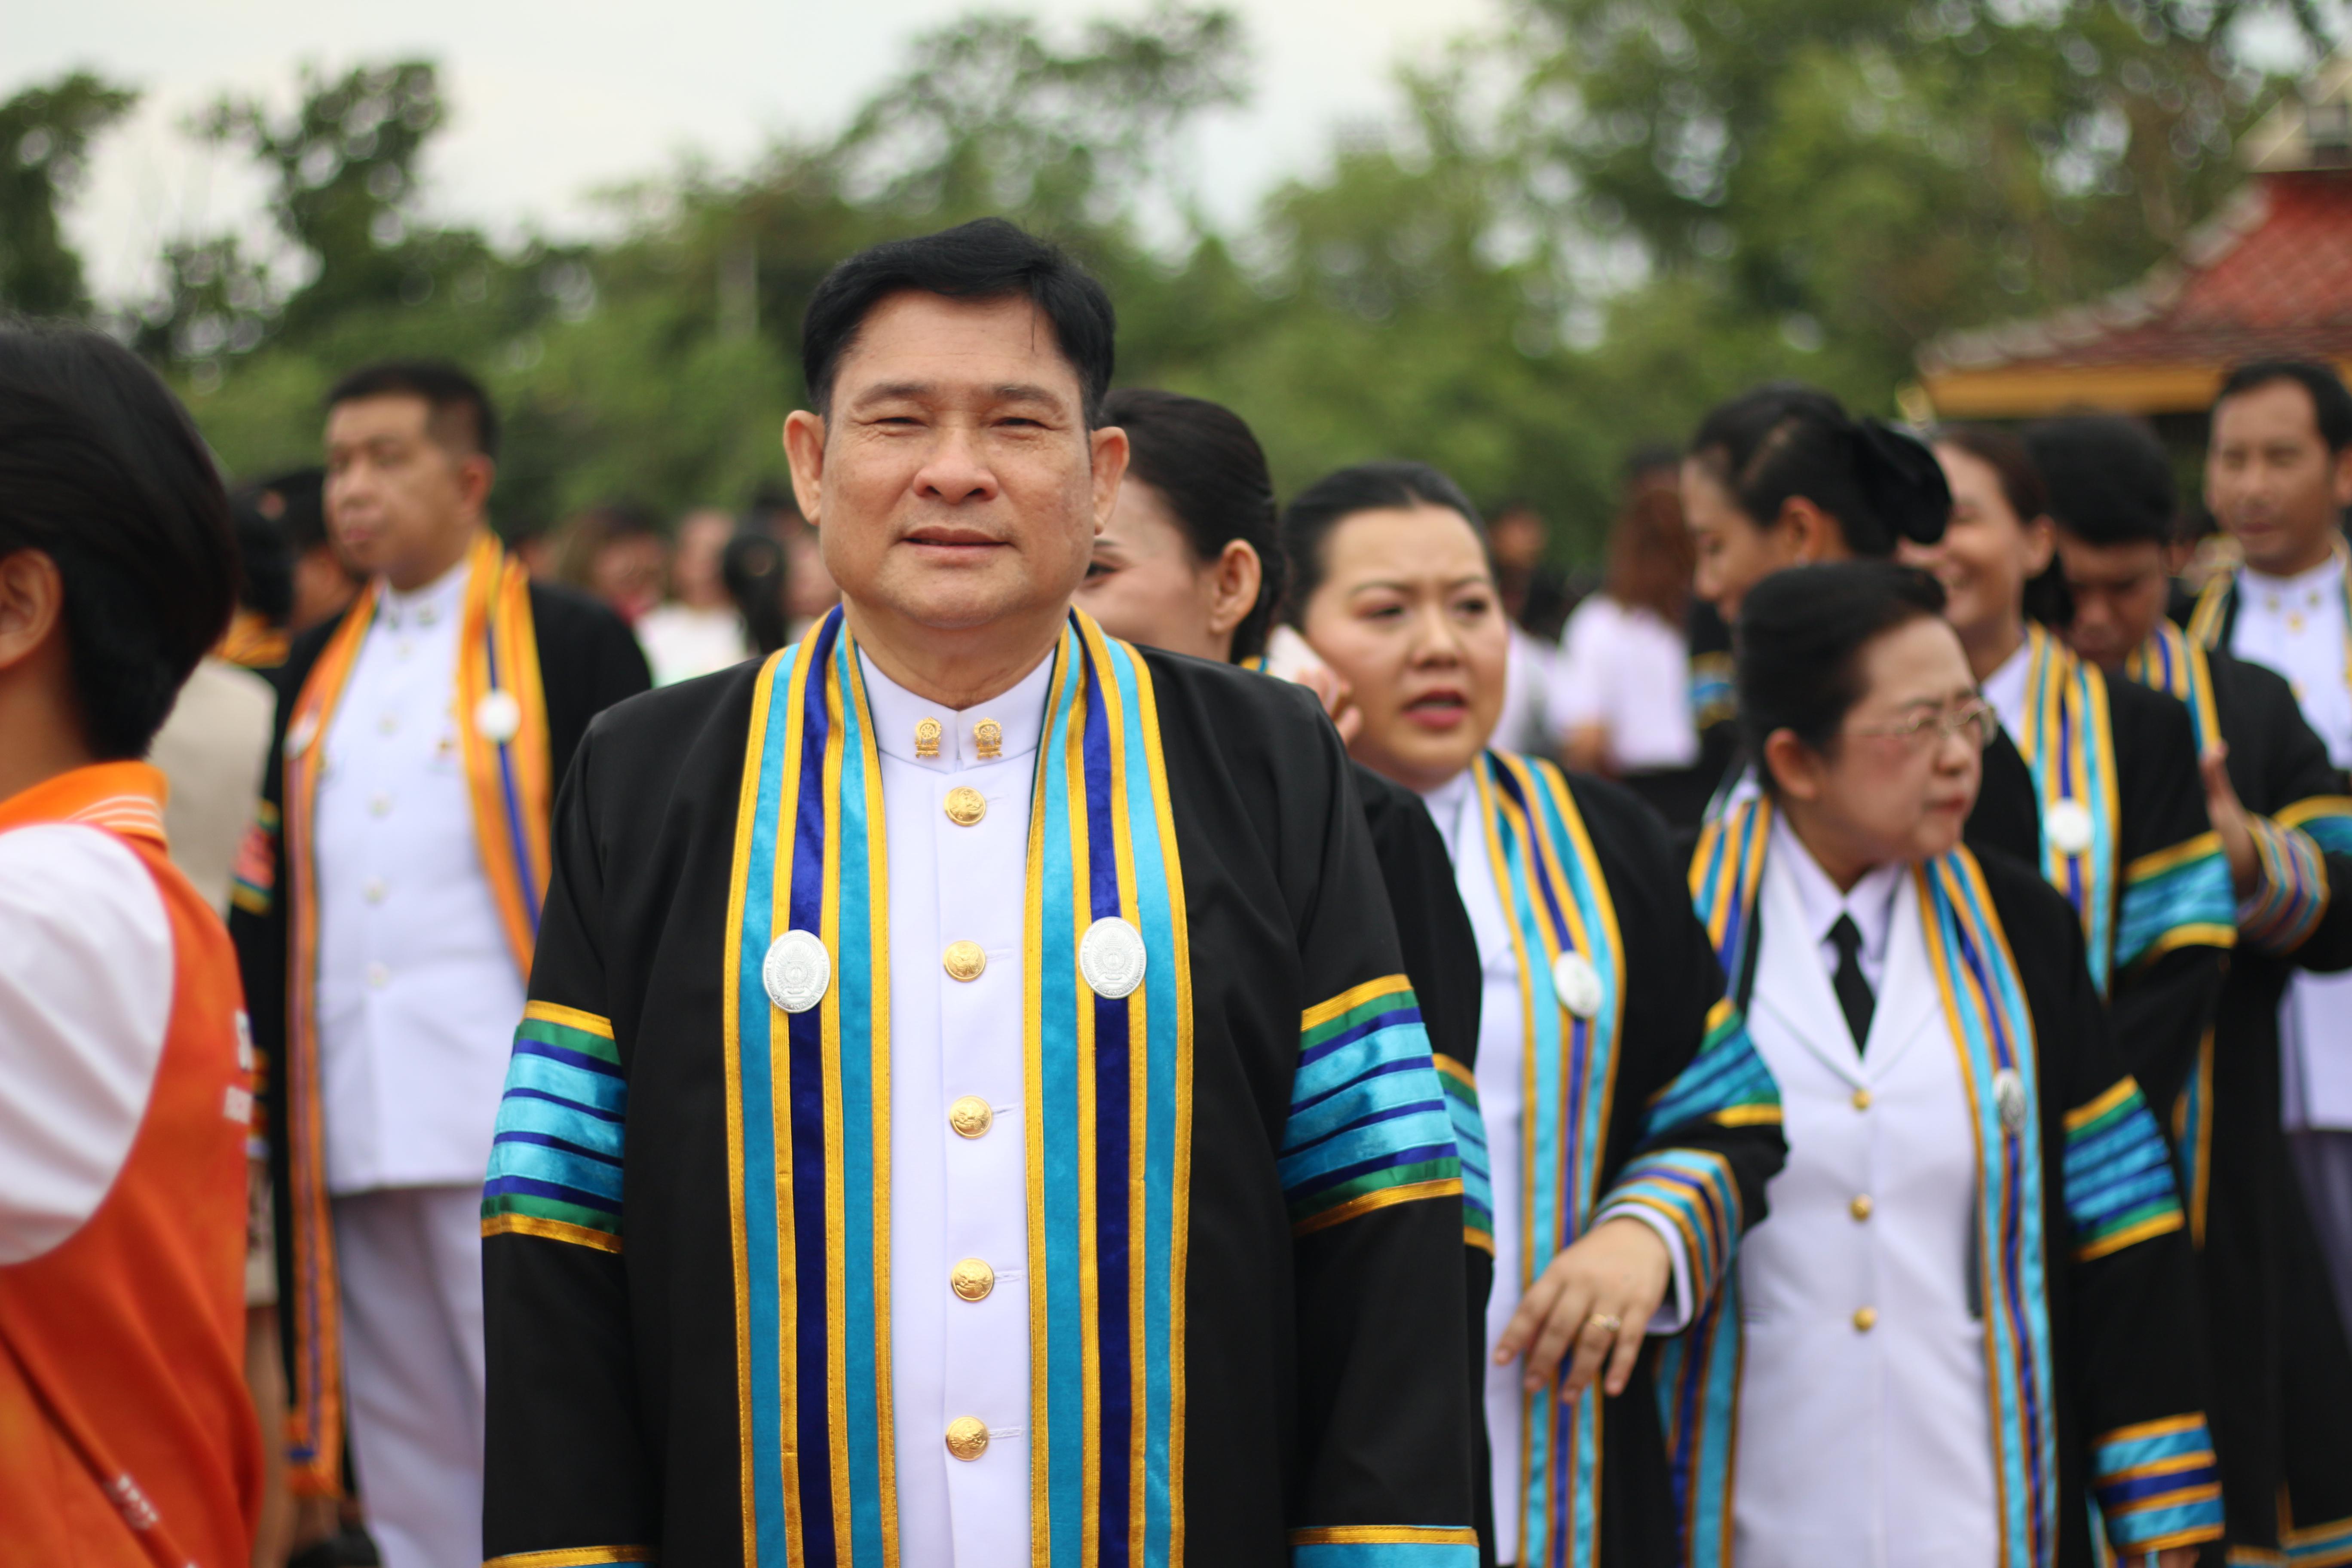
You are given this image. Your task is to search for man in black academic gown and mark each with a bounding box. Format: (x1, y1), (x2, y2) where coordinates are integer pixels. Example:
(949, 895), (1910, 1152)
(2034, 413), (2352, 1563)
(477, 220), (1478, 1567)
(230, 361), (649, 1552)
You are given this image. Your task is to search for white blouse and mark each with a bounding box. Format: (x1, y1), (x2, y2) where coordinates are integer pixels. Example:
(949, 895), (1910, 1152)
(1731, 818), (1994, 1568)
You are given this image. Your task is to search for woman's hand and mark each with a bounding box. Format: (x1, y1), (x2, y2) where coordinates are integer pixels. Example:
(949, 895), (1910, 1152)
(2199, 742), (2258, 899)
(1492, 1216), (1670, 1402)
(1287, 659), (1362, 745)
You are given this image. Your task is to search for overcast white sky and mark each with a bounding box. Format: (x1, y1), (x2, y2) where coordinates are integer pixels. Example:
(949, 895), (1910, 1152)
(10, 0), (1503, 306)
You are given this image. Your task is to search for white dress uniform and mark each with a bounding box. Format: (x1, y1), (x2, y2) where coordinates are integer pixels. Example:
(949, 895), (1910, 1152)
(857, 650), (1055, 1565)
(1417, 769), (1694, 1568)
(311, 560), (524, 1568)
(1731, 816), (1995, 1568)
(2230, 559), (2352, 1326)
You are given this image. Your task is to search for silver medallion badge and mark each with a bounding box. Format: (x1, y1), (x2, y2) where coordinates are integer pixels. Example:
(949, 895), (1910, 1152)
(474, 689), (523, 744)
(1551, 950), (1603, 1020)
(763, 929), (831, 1014)
(1994, 1067), (2028, 1136)
(285, 712), (318, 759)
(2045, 799), (2093, 857)
(1079, 916), (1147, 999)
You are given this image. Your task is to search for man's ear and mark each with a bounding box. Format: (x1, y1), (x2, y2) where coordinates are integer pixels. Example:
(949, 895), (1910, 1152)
(2331, 442), (2352, 510)
(1089, 424), (1130, 536)
(456, 453), (496, 518)
(0, 549), (66, 674)
(1761, 727), (1821, 803)
(784, 411), (827, 527)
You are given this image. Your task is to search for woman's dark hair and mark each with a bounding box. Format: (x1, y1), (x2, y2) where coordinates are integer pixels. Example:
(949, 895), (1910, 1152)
(802, 218), (1116, 424)
(1099, 386), (1283, 662)
(1689, 384), (1950, 555)
(723, 530), (789, 656)
(1735, 561), (1948, 773)
(1279, 461), (1484, 627)
(2025, 414), (2178, 548)
(0, 322), (238, 758)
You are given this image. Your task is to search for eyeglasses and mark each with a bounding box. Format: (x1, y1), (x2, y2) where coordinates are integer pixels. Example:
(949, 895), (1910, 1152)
(1848, 698), (1997, 752)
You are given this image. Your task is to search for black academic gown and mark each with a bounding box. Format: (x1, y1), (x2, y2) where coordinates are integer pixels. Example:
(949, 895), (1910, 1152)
(230, 576), (651, 1483)
(479, 647), (1479, 1565)
(2169, 646), (2352, 1556)
(1963, 676), (2225, 1115)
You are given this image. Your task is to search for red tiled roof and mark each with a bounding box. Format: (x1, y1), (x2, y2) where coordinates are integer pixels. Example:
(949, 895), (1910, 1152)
(1918, 172), (2352, 380)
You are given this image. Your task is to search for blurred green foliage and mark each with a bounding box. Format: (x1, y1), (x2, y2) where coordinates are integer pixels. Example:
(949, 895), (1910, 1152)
(0, 1), (2330, 562)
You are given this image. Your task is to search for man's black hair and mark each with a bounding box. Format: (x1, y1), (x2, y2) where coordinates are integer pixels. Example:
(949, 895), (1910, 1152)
(229, 490), (295, 623)
(326, 358), (501, 461)
(1278, 460), (1485, 626)
(800, 218), (1117, 425)
(2025, 415), (2178, 548)
(0, 321), (238, 758)
(2215, 359), (2352, 453)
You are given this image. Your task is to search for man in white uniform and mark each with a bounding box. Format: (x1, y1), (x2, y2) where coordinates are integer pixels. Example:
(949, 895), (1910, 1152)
(233, 363), (647, 1567)
(2201, 359), (2352, 1337)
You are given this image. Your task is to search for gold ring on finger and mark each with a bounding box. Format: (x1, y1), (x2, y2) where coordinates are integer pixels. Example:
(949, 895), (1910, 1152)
(1584, 1311), (1623, 1336)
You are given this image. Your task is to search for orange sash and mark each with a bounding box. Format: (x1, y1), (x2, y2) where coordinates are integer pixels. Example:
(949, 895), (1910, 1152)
(275, 531), (550, 1493)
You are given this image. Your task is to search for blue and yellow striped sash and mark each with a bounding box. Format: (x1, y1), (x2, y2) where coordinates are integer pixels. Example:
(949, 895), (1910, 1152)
(719, 606), (1194, 1566)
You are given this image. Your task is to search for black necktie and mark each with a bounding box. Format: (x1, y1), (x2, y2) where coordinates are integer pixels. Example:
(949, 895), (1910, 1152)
(1828, 913), (1874, 1053)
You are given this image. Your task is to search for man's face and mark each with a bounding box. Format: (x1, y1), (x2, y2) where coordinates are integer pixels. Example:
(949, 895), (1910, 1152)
(2206, 379), (2352, 575)
(324, 395), (487, 589)
(2055, 533), (2171, 671)
(787, 291), (1124, 639)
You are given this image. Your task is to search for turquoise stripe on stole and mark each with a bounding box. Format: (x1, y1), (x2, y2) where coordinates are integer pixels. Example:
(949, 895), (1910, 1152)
(1930, 857), (2057, 1568)
(827, 630), (891, 1565)
(1035, 628), (1088, 1559)
(738, 641), (796, 1561)
(1103, 630), (1185, 1565)
(1660, 795), (1769, 1568)
(1481, 753), (1624, 1568)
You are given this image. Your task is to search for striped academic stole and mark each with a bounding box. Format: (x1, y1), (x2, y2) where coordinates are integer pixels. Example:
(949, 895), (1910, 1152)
(721, 606), (1193, 1567)
(1470, 750), (1628, 1568)
(276, 530), (549, 1495)
(2012, 625), (2125, 990)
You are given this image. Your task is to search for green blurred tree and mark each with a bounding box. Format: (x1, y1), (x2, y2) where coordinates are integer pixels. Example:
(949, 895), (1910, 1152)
(0, 72), (138, 316)
(1513, 0), (2322, 391)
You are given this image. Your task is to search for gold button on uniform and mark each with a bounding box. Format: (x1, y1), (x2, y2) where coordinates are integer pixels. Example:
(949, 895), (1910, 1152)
(1851, 1087), (1873, 1111)
(943, 940), (987, 982)
(950, 1258), (995, 1302)
(1850, 1194), (1874, 1222)
(1853, 1307), (1878, 1332)
(945, 1416), (989, 1461)
(949, 1096), (994, 1138)
(945, 786), (987, 827)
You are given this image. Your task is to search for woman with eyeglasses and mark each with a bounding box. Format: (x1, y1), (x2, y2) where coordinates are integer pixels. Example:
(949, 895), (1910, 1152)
(1284, 460), (1787, 1567)
(1902, 428), (2231, 1188)
(1682, 560), (2217, 1568)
